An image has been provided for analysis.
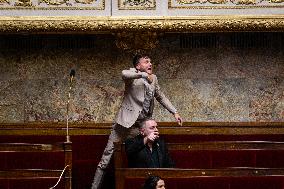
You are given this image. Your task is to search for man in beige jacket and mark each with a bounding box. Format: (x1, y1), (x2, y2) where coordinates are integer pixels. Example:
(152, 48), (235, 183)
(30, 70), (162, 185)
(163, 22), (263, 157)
(91, 54), (182, 189)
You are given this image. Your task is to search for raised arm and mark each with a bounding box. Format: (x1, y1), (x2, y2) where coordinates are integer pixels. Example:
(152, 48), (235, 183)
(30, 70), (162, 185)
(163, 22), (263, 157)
(121, 68), (148, 80)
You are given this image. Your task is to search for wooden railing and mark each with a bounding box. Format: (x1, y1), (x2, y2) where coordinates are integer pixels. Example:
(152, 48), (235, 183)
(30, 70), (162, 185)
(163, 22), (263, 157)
(114, 141), (284, 189)
(0, 142), (72, 189)
(1, 122), (284, 136)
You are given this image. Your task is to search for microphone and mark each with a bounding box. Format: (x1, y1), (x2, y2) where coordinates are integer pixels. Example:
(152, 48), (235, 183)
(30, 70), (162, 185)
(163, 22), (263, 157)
(70, 69), (75, 77)
(70, 69), (75, 82)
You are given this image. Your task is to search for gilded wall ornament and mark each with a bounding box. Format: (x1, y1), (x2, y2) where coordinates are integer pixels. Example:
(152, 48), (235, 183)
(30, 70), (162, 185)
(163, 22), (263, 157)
(171, 0), (284, 8)
(74, 0), (96, 4)
(269, 0), (284, 2)
(0, 16), (283, 33)
(0, 0), (104, 9)
(14, 0), (32, 6)
(118, 0), (156, 10)
(231, 0), (257, 5)
(38, 0), (69, 6)
(177, 0), (228, 4)
(0, 0), (10, 3)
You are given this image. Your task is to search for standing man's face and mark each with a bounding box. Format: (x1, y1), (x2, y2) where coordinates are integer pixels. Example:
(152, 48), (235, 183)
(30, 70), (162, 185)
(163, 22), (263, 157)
(136, 57), (152, 75)
(156, 179), (165, 189)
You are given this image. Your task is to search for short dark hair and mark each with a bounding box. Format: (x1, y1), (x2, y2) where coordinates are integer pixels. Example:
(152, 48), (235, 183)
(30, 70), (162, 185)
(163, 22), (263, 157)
(143, 175), (161, 189)
(132, 54), (150, 67)
(139, 118), (155, 129)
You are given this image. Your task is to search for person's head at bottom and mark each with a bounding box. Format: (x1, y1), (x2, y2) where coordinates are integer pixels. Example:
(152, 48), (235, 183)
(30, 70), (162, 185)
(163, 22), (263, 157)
(143, 175), (165, 189)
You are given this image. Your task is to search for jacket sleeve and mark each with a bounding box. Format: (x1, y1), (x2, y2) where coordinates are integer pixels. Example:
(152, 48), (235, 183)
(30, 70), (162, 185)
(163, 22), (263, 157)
(122, 68), (146, 80)
(154, 75), (177, 114)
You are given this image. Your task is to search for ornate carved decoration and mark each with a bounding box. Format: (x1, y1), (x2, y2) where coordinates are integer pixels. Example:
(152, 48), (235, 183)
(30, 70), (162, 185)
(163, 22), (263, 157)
(118, 0), (156, 10)
(170, 0), (284, 8)
(270, 0), (284, 2)
(0, 16), (283, 33)
(0, 0), (10, 3)
(14, 0), (33, 6)
(0, 0), (104, 10)
(115, 31), (159, 52)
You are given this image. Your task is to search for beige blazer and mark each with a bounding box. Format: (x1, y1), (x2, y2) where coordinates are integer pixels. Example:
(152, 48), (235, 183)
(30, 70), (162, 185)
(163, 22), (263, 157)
(115, 68), (177, 128)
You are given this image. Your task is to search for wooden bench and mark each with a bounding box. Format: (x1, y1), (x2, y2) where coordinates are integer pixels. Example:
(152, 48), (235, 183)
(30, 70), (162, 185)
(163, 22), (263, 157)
(116, 167), (284, 189)
(114, 141), (284, 189)
(0, 142), (72, 189)
(1, 121), (284, 189)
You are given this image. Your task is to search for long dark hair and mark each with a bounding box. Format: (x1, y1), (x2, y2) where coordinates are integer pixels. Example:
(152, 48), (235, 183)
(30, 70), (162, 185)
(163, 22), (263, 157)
(142, 175), (161, 189)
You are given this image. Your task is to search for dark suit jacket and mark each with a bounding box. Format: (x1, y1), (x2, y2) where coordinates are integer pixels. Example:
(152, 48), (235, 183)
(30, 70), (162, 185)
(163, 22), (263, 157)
(125, 134), (175, 168)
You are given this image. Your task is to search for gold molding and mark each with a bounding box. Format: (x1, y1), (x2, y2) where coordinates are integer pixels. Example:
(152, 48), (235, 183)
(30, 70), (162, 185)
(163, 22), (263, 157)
(169, 0), (284, 9)
(0, 0), (105, 10)
(0, 16), (283, 33)
(118, 0), (156, 10)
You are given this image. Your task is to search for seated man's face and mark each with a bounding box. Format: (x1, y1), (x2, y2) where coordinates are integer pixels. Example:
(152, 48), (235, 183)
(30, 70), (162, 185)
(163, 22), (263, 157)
(156, 179), (165, 189)
(142, 120), (159, 137)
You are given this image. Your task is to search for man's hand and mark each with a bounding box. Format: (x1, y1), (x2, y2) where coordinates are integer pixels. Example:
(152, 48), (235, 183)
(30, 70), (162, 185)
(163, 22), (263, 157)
(144, 131), (159, 144)
(140, 72), (153, 84)
(174, 113), (183, 126)
(147, 74), (153, 84)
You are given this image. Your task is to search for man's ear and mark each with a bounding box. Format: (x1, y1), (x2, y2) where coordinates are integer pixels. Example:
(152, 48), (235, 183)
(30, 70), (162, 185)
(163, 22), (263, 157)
(135, 63), (140, 70)
(139, 128), (144, 135)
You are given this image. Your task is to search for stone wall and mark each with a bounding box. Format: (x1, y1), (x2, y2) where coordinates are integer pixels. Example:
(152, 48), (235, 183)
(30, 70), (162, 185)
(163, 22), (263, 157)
(0, 32), (283, 123)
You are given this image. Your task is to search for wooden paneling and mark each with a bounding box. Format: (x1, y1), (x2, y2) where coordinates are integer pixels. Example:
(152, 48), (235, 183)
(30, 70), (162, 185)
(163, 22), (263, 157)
(0, 142), (72, 189)
(1, 122), (284, 189)
(114, 141), (284, 189)
(1, 122), (284, 135)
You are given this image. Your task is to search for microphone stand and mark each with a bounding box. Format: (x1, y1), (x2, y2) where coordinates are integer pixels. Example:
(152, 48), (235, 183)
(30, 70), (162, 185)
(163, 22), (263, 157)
(66, 73), (74, 143)
(50, 71), (74, 189)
